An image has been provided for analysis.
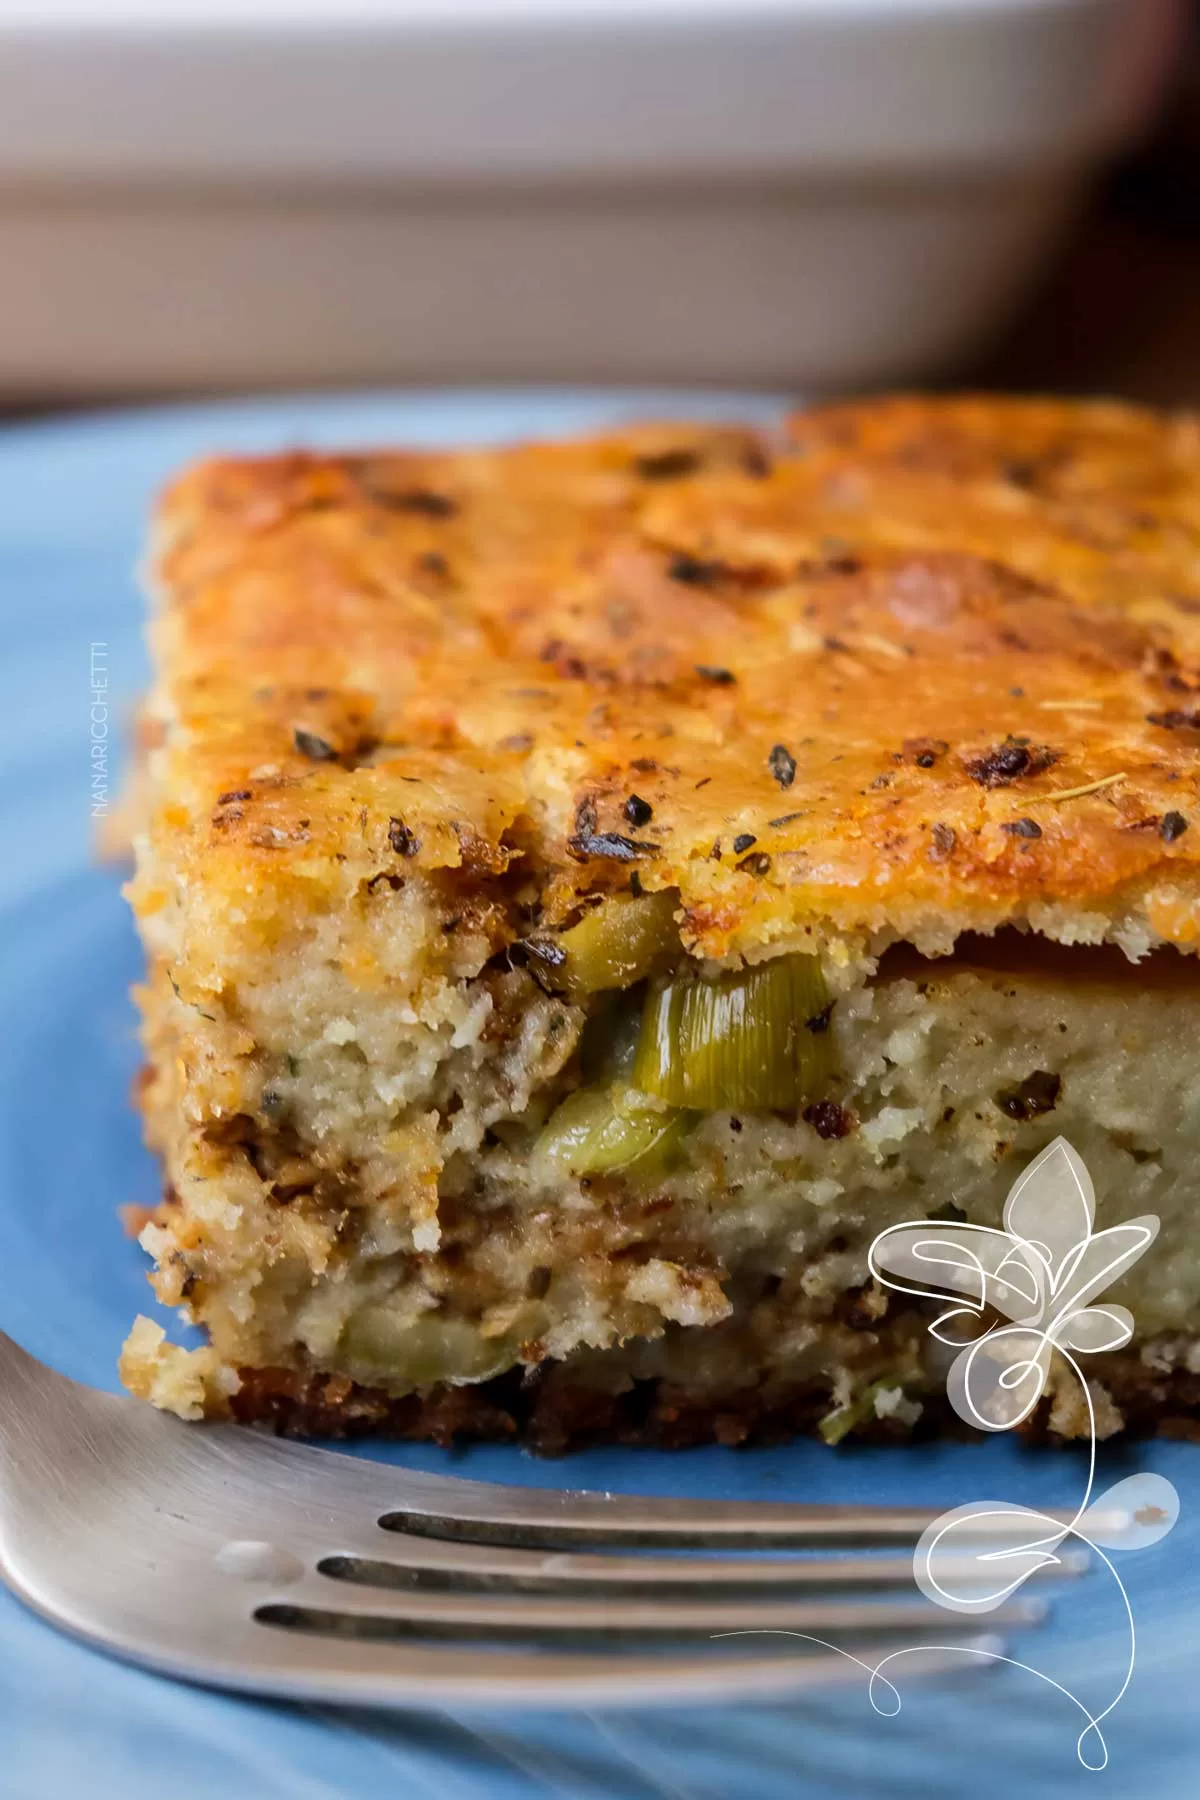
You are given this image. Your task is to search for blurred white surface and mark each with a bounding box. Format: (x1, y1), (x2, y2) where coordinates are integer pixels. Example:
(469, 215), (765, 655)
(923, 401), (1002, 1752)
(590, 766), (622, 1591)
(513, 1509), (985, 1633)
(0, 0), (1150, 17)
(0, 0), (1183, 394)
(0, 0), (1175, 178)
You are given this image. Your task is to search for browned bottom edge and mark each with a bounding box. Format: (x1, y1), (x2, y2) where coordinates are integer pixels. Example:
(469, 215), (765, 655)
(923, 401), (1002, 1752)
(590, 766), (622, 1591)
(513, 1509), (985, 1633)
(227, 1355), (1200, 1456)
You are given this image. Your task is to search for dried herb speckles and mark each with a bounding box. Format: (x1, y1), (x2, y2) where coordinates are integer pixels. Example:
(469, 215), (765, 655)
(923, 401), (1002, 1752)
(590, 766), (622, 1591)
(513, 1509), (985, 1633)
(293, 728), (339, 762)
(217, 788), (252, 805)
(669, 554), (726, 588)
(736, 851), (772, 876)
(768, 744), (797, 789)
(572, 831), (662, 860)
(902, 737), (948, 769)
(517, 936), (569, 993)
(1161, 810), (1190, 842)
(1147, 708), (1200, 732)
(387, 818), (420, 857)
(624, 794), (654, 827)
(996, 1070), (1061, 1121)
(964, 740), (1058, 788)
(803, 1100), (855, 1140)
(732, 833), (758, 854)
(1001, 818), (1042, 840)
(928, 822), (957, 862)
(540, 638), (589, 681)
(694, 664), (736, 686)
(379, 487), (457, 518)
(633, 447), (702, 481)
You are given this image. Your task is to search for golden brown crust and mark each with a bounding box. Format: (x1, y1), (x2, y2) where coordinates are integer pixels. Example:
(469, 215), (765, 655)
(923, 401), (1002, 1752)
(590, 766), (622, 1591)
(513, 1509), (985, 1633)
(138, 397), (1200, 970)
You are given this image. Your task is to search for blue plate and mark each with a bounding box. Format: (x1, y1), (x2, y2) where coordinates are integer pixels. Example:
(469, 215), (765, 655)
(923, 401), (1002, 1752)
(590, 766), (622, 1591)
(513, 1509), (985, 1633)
(0, 389), (1195, 1800)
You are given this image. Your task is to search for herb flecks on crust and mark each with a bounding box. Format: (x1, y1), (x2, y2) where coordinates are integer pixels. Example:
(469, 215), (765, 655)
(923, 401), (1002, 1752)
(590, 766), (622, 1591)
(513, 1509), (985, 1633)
(144, 398), (1200, 971)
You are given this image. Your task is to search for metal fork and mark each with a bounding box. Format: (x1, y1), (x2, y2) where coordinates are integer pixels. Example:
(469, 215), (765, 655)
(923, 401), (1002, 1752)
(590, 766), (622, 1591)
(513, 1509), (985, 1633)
(0, 1332), (1084, 1709)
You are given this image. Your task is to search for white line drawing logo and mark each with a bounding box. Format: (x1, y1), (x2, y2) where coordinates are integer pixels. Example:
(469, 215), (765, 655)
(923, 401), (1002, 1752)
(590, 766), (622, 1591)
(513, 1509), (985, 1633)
(869, 1136), (1180, 1769)
(869, 1134), (1157, 1435)
(720, 1138), (1180, 1770)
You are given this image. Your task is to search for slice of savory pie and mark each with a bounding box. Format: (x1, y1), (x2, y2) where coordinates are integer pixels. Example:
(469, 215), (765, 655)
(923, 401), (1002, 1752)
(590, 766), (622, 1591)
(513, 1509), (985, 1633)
(120, 396), (1200, 1447)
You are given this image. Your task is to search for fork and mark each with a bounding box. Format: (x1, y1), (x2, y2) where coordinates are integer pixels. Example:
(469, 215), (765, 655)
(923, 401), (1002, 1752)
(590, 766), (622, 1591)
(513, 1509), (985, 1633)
(0, 1331), (1085, 1709)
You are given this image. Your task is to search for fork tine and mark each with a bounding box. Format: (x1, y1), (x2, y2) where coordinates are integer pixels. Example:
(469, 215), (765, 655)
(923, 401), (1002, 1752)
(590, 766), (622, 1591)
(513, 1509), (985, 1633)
(375, 1495), (1097, 1551)
(119, 1622), (1016, 1710)
(315, 1544), (1090, 1593)
(225, 1633), (1015, 1709)
(264, 1575), (1047, 1638)
(377, 1499), (947, 1549)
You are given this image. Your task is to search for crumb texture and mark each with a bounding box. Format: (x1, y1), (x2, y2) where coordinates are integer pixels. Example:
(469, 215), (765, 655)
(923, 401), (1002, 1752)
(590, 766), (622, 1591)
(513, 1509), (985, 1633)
(127, 942), (1200, 1440)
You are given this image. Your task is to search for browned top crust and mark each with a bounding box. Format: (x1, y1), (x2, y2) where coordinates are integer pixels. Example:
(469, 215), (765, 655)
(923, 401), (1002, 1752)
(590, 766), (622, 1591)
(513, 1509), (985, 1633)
(138, 396), (1200, 971)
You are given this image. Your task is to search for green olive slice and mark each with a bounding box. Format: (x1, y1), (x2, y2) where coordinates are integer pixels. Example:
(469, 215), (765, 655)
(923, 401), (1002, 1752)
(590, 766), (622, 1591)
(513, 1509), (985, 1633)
(632, 953), (832, 1110)
(339, 1311), (527, 1391)
(525, 890), (679, 1002)
(536, 1082), (688, 1182)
